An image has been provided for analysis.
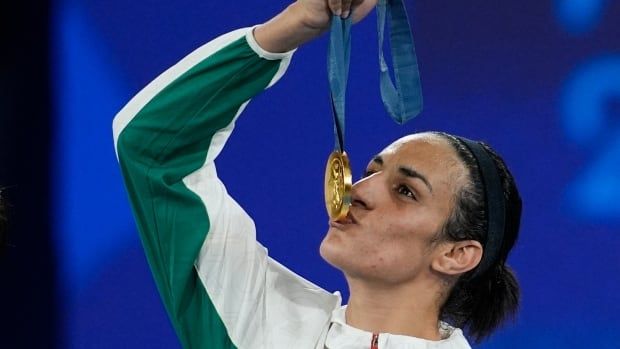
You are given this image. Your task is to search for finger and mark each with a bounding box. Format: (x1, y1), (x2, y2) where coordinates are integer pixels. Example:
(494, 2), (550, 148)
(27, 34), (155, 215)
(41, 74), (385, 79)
(350, 0), (364, 8)
(351, 0), (377, 24)
(349, 0), (364, 18)
(329, 0), (342, 16)
(341, 0), (353, 18)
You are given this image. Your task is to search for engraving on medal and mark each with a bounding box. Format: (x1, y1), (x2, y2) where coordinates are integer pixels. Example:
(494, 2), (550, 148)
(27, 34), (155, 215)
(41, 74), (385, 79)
(324, 151), (353, 220)
(331, 157), (342, 207)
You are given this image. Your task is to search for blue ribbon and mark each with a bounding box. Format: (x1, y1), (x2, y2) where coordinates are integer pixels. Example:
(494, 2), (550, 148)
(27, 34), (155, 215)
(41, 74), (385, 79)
(327, 0), (423, 149)
(377, 0), (423, 124)
(327, 15), (352, 151)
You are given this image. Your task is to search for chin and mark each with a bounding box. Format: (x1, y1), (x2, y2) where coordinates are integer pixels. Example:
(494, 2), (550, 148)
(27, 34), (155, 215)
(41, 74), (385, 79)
(319, 231), (346, 270)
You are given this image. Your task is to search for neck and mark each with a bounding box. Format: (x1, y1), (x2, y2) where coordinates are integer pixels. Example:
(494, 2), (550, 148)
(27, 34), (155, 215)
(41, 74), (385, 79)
(344, 276), (445, 340)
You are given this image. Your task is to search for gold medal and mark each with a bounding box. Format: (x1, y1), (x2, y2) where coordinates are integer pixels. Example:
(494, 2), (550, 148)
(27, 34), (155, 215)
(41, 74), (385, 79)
(324, 150), (352, 220)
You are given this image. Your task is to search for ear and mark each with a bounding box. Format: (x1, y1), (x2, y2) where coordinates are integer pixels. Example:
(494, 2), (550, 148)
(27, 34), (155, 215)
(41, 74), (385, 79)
(431, 240), (483, 276)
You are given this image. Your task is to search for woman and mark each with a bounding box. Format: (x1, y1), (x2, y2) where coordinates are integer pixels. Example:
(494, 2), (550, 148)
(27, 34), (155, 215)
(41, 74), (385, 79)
(114, 0), (522, 347)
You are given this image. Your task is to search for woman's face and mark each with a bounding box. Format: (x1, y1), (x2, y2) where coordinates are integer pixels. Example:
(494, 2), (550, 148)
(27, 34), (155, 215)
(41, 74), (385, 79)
(320, 133), (468, 284)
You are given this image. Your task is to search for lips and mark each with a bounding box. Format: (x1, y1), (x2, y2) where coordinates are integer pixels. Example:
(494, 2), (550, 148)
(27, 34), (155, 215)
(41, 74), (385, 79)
(329, 211), (357, 227)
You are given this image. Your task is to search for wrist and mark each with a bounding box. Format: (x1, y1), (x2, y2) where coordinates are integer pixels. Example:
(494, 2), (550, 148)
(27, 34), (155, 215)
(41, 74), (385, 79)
(290, 2), (330, 32)
(254, 3), (327, 53)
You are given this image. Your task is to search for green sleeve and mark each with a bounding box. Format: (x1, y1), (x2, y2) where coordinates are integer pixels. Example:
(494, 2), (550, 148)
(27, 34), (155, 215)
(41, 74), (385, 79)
(113, 29), (291, 349)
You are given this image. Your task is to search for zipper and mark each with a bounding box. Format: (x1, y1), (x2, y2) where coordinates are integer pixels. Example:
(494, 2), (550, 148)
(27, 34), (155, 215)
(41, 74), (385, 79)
(371, 333), (379, 349)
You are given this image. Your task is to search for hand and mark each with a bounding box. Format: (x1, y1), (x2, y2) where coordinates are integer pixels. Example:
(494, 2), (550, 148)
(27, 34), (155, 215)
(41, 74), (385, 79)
(254, 0), (377, 53)
(296, 0), (378, 30)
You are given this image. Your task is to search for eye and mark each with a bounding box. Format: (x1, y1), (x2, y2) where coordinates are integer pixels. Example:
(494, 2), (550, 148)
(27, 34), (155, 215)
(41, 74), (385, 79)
(396, 184), (417, 201)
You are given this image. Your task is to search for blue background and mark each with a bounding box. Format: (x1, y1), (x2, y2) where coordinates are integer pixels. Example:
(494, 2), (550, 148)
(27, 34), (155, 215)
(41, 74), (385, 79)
(49, 0), (620, 347)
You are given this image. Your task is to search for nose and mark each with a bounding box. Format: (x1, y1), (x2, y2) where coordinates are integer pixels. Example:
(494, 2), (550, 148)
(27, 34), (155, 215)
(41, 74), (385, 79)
(350, 172), (379, 210)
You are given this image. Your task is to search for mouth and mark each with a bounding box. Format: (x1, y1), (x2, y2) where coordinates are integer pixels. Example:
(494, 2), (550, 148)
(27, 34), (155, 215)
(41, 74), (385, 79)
(328, 211), (357, 228)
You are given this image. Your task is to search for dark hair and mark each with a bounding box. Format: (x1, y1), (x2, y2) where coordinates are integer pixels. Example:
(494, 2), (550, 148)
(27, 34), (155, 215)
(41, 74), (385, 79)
(0, 191), (7, 256)
(432, 132), (522, 343)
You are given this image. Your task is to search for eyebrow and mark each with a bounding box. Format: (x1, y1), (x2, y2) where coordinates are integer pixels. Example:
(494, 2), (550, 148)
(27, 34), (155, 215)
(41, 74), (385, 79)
(372, 155), (433, 194)
(399, 166), (433, 194)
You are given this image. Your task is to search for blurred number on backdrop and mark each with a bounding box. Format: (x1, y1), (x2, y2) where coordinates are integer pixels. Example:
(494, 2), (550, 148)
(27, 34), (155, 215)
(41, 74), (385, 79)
(557, 0), (620, 221)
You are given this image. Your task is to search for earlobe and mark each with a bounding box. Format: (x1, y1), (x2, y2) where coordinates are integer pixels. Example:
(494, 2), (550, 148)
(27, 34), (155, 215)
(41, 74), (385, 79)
(431, 240), (483, 276)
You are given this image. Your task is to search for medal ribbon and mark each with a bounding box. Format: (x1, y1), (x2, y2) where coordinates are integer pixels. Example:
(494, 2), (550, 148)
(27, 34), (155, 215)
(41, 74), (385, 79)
(377, 0), (423, 124)
(327, 15), (352, 152)
(327, 0), (423, 149)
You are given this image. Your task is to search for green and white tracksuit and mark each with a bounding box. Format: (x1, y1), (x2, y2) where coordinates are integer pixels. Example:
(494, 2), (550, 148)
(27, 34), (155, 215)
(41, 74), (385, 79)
(113, 27), (471, 349)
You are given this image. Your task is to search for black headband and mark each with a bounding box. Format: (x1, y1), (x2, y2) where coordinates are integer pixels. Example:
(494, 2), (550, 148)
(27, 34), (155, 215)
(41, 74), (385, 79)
(455, 137), (506, 278)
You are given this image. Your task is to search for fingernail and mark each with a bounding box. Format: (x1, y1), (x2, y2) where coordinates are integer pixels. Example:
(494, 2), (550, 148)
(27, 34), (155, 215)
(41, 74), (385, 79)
(335, 9), (342, 16)
(342, 11), (350, 18)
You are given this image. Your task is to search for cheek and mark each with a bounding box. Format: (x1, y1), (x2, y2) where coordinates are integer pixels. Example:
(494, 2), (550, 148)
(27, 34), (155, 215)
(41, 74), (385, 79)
(365, 218), (437, 275)
(358, 241), (428, 284)
(371, 233), (425, 267)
